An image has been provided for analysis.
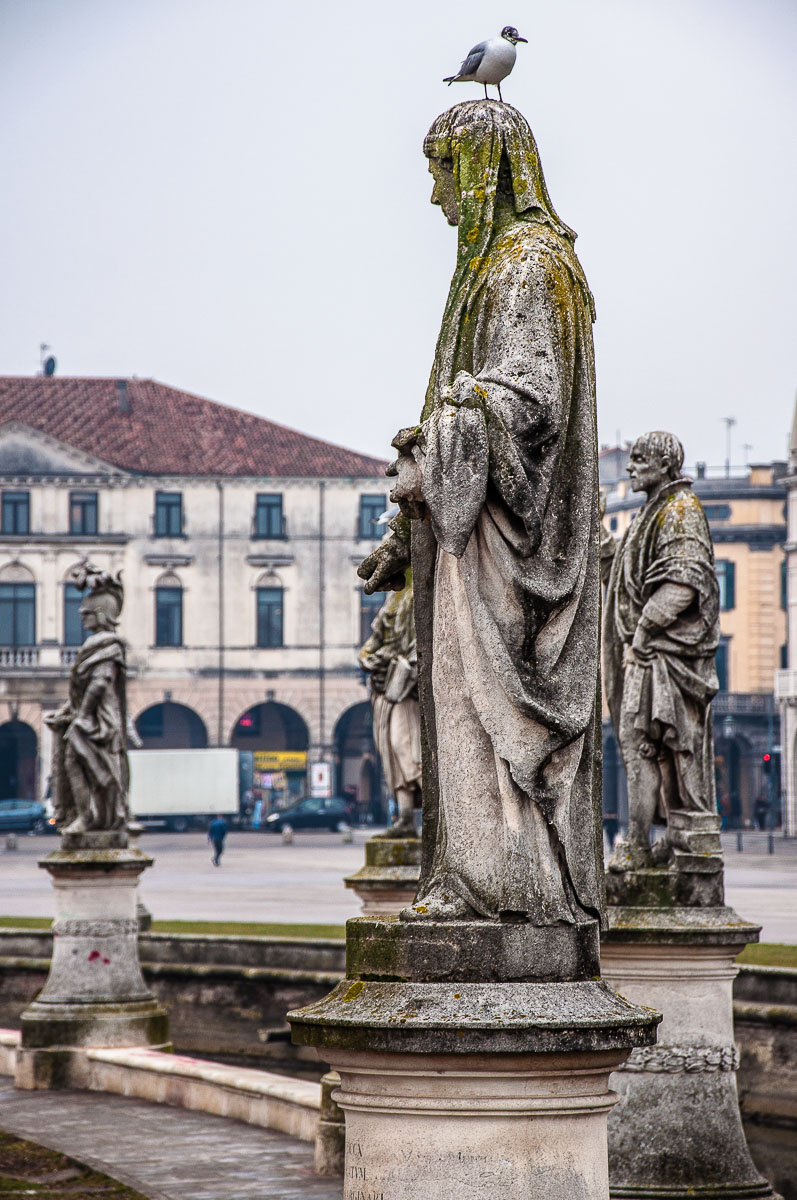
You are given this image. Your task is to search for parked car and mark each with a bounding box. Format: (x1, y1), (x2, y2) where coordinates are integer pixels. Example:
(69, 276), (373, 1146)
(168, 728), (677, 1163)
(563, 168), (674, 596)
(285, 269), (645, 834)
(0, 799), (47, 834)
(264, 796), (349, 833)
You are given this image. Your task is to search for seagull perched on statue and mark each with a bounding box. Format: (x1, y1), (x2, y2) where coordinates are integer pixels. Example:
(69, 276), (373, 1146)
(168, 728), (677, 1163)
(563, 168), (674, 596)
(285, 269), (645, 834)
(443, 26), (528, 102)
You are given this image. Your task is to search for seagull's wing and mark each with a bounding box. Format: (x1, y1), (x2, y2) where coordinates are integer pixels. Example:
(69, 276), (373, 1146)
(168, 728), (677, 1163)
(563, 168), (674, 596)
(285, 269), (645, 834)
(457, 40), (487, 77)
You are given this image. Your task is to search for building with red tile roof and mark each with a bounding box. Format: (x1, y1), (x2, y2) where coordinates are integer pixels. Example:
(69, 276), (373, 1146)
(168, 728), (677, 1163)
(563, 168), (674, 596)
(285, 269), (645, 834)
(0, 376), (387, 478)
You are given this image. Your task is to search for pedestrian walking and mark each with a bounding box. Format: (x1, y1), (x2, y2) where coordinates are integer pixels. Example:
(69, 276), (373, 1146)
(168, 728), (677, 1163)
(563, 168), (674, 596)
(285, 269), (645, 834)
(208, 814), (227, 867)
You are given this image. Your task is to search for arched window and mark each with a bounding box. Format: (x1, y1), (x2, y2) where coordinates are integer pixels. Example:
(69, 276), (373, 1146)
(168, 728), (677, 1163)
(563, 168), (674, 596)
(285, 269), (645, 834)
(63, 582), (89, 646)
(0, 563), (35, 647)
(255, 572), (283, 648)
(155, 573), (183, 647)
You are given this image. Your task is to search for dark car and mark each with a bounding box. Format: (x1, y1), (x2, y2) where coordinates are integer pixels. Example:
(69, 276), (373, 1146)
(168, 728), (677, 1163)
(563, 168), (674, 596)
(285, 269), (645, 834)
(0, 798), (47, 834)
(264, 796), (349, 833)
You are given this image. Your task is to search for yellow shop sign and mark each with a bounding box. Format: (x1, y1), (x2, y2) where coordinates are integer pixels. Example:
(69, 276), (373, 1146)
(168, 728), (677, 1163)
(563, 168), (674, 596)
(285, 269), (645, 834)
(253, 751), (308, 771)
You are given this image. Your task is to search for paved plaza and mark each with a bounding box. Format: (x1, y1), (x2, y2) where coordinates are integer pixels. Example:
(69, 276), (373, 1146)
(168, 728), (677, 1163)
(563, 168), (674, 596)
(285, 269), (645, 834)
(0, 1076), (337, 1200)
(0, 827), (795, 942)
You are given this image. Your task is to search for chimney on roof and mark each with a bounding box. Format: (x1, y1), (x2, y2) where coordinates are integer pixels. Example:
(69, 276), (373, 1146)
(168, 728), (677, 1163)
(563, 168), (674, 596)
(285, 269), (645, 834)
(115, 379), (131, 414)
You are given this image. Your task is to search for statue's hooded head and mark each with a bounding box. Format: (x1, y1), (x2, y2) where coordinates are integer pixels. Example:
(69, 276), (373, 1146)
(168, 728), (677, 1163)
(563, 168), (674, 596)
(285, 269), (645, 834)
(424, 99), (575, 260)
(71, 559), (124, 633)
(422, 100), (594, 414)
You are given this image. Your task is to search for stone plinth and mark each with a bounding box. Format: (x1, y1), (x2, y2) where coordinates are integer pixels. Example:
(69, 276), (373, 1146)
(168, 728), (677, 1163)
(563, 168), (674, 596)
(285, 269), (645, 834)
(343, 836), (420, 916)
(289, 917), (659, 1200)
(16, 836), (170, 1090)
(603, 905), (780, 1200)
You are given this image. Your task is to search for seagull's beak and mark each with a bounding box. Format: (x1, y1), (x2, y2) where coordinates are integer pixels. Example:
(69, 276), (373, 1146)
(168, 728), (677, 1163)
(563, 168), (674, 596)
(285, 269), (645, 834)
(515, 34), (528, 43)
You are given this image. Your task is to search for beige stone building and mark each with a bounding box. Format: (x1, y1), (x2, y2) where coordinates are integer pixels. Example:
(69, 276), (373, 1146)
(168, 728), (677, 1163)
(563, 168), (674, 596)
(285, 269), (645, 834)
(0, 376), (390, 815)
(601, 447), (786, 831)
(775, 402), (797, 836)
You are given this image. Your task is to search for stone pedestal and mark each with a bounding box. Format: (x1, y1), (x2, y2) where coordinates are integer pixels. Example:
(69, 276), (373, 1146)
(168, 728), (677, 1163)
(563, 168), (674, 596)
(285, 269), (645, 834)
(290, 917), (659, 1199)
(15, 832), (170, 1090)
(343, 836), (420, 915)
(603, 905), (780, 1200)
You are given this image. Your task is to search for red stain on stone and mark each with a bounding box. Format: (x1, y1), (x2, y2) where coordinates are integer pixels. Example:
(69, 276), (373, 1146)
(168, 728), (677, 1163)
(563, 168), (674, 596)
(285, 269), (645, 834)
(102, 957), (110, 964)
(88, 950), (101, 962)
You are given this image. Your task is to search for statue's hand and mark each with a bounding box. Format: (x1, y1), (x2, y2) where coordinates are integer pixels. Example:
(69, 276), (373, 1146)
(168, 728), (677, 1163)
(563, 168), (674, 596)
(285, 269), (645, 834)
(626, 626), (655, 665)
(389, 453), (425, 520)
(358, 533), (411, 595)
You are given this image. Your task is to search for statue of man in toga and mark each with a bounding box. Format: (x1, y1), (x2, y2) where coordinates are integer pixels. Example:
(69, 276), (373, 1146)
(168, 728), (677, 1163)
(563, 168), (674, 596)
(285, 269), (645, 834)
(359, 100), (603, 924)
(359, 571), (421, 839)
(603, 432), (721, 869)
(46, 560), (130, 835)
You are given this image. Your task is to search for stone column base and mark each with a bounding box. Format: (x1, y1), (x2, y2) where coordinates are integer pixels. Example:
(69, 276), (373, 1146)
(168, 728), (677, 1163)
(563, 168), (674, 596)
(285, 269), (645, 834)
(343, 836), (420, 916)
(603, 906), (780, 1200)
(15, 842), (170, 1090)
(327, 1045), (630, 1200)
(289, 916), (660, 1200)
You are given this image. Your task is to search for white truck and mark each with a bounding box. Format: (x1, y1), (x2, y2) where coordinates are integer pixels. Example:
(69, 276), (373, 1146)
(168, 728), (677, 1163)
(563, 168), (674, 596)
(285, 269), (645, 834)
(128, 748), (240, 832)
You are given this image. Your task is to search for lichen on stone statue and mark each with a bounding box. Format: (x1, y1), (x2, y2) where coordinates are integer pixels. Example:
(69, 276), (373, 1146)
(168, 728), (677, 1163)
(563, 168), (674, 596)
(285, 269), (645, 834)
(602, 431), (722, 884)
(45, 558), (130, 836)
(358, 99), (603, 925)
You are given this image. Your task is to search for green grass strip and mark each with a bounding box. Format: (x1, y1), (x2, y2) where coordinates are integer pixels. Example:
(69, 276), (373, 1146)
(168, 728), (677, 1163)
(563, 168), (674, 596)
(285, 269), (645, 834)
(0, 916), (794, 963)
(736, 942), (797, 969)
(0, 916), (346, 939)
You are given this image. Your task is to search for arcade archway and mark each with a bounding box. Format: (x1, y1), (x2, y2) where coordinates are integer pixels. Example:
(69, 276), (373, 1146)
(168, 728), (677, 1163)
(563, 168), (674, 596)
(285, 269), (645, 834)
(333, 702), (384, 824)
(134, 702), (208, 750)
(0, 720), (37, 800)
(230, 702), (309, 807)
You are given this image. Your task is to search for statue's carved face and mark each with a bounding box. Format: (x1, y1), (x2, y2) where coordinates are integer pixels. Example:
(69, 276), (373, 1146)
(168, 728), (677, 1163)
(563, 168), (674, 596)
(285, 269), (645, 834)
(428, 157), (458, 226)
(79, 594), (115, 632)
(627, 442), (670, 495)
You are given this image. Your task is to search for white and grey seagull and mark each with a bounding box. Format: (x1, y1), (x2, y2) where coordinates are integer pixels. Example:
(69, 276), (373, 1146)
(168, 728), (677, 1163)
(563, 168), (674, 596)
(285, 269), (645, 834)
(443, 26), (528, 102)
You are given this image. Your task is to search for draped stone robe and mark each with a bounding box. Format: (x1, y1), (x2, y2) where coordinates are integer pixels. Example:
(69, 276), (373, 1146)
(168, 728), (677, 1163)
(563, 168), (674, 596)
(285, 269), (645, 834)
(412, 219), (603, 923)
(49, 632), (130, 831)
(603, 478), (720, 818)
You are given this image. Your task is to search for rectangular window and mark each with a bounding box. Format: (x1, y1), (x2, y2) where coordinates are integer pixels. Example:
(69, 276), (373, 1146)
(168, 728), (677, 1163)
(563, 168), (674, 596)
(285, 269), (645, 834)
(154, 492), (183, 537)
(359, 494), (386, 539)
(360, 589), (385, 645)
(1, 491), (29, 535)
(782, 560), (788, 610)
(716, 560), (735, 611)
(0, 583), (35, 646)
(63, 584), (89, 646)
(715, 636), (730, 692)
(155, 586), (183, 646)
(254, 494), (284, 538)
(69, 490), (98, 535)
(256, 587), (283, 648)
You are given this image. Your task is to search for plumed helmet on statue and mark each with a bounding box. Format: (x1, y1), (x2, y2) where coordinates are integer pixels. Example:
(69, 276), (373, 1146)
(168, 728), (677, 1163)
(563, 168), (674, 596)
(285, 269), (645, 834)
(71, 558), (124, 628)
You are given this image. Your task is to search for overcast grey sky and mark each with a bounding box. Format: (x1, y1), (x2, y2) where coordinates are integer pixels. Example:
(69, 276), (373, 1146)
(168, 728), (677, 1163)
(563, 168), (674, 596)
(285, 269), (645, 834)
(1, 0), (795, 468)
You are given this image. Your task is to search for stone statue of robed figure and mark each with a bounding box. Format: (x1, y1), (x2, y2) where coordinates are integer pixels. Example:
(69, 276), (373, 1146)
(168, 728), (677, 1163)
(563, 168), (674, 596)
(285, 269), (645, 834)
(46, 559), (130, 835)
(603, 431), (721, 875)
(359, 100), (603, 924)
(359, 572), (421, 839)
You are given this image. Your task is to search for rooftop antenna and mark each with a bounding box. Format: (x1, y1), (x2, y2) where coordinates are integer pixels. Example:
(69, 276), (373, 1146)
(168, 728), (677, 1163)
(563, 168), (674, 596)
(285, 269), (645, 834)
(39, 343), (56, 377)
(721, 416), (736, 478)
(743, 443), (753, 466)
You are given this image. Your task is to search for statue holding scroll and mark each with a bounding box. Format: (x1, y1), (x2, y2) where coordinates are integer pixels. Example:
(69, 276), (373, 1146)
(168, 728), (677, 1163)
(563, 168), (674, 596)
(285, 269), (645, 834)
(603, 432), (721, 869)
(46, 560), (130, 834)
(359, 100), (602, 923)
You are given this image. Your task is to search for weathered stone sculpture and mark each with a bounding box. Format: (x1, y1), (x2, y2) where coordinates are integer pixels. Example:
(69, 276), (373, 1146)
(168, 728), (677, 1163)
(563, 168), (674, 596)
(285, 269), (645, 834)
(344, 574), (422, 914)
(360, 99), (603, 925)
(46, 559), (130, 836)
(358, 573), (421, 839)
(601, 440), (778, 1198)
(16, 559), (168, 1090)
(291, 100), (657, 1200)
